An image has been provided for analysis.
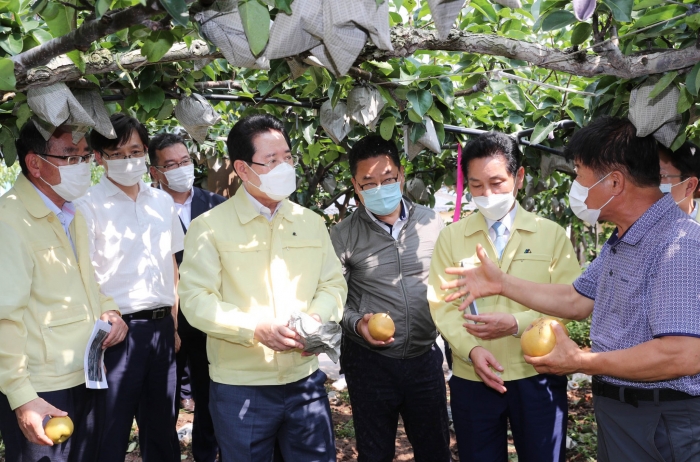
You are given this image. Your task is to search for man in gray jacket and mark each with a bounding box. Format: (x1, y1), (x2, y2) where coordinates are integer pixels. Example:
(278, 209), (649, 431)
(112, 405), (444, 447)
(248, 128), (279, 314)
(331, 135), (450, 462)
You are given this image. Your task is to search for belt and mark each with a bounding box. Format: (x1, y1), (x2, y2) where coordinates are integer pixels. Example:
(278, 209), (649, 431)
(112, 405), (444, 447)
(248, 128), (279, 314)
(592, 377), (694, 407)
(122, 307), (170, 321)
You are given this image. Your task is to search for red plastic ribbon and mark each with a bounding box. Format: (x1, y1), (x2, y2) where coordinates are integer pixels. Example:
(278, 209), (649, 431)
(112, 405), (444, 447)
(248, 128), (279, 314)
(453, 143), (463, 223)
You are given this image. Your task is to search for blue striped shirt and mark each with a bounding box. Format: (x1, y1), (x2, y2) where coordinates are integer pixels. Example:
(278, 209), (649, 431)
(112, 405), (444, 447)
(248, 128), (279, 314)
(574, 194), (700, 395)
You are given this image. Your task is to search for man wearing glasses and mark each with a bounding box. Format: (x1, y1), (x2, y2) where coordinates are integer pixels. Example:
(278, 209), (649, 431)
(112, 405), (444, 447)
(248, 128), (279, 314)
(0, 121), (126, 461)
(148, 132), (225, 462)
(330, 135), (451, 462)
(75, 114), (185, 462)
(178, 114), (346, 461)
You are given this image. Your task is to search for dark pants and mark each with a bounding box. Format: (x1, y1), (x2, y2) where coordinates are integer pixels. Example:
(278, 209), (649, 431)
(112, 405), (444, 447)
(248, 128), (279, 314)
(594, 394), (700, 462)
(340, 338), (451, 462)
(450, 373), (567, 462)
(98, 314), (179, 462)
(175, 314), (218, 462)
(0, 385), (102, 462)
(209, 369), (335, 462)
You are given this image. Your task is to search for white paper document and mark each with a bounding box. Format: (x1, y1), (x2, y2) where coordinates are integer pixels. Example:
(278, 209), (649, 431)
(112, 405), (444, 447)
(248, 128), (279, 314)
(84, 320), (111, 389)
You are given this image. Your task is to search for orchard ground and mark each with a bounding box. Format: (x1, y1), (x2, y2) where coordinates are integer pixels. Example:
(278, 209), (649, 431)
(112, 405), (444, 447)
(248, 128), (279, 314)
(0, 326), (597, 461)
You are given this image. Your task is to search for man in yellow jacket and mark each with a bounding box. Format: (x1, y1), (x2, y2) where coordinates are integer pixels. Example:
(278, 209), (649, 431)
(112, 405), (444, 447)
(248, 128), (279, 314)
(428, 132), (580, 462)
(0, 121), (127, 461)
(178, 114), (347, 461)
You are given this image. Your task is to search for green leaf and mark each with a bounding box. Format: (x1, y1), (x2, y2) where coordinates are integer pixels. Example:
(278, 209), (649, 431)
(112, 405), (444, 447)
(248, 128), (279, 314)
(156, 99), (174, 120)
(239, 0), (270, 57)
(426, 104), (444, 123)
(0, 57), (15, 91)
(648, 72), (677, 99)
(670, 131), (686, 152)
(570, 22), (592, 46)
(34, 1), (76, 37)
(95, 0), (110, 19)
(0, 33), (23, 56)
(541, 10), (576, 32)
(530, 119), (556, 145)
(601, 0), (633, 22)
(0, 126), (16, 166)
(30, 28), (52, 44)
(66, 50), (84, 73)
(140, 86), (165, 112)
(633, 0), (664, 11)
(380, 117), (395, 140)
(406, 89), (433, 118)
(407, 109), (423, 123)
(159, 0), (189, 27)
(274, 0), (292, 14)
(504, 84), (527, 111)
(471, 0), (498, 23)
(630, 5), (684, 30)
(142, 30), (175, 63)
(685, 62), (700, 96)
(677, 86), (693, 114)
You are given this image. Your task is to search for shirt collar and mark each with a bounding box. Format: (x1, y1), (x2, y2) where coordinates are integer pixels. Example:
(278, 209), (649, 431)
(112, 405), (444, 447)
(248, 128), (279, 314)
(691, 200), (699, 220)
(160, 184), (193, 207)
(27, 176), (76, 218)
(99, 174), (151, 198)
(610, 193), (676, 247)
(484, 203), (517, 233)
(365, 198), (408, 224)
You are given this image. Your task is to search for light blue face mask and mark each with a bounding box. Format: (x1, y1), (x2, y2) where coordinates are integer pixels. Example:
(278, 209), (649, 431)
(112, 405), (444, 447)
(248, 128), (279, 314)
(360, 182), (403, 216)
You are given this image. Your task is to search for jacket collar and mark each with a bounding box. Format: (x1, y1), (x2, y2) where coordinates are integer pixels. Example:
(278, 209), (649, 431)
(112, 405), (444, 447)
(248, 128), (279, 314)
(463, 202), (537, 236)
(232, 185), (295, 225)
(14, 174), (52, 219)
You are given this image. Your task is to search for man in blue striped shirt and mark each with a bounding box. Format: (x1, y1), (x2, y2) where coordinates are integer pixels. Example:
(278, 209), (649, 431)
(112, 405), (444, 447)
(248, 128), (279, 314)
(442, 117), (700, 462)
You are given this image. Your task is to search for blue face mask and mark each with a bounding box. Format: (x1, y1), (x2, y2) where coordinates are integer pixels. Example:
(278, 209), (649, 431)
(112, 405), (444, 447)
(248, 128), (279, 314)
(360, 182), (403, 216)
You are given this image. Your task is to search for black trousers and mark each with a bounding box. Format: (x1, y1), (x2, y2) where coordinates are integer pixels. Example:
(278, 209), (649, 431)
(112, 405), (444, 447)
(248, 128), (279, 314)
(0, 385), (103, 462)
(340, 338), (451, 462)
(175, 314), (219, 462)
(98, 314), (179, 462)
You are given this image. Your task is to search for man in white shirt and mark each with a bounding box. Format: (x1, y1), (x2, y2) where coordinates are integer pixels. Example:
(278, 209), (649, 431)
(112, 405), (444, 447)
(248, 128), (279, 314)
(76, 114), (184, 462)
(148, 132), (225, 462)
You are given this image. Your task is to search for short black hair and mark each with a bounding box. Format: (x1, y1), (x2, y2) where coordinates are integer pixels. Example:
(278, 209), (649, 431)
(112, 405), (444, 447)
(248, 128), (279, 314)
(226, 114), (291, 172)
(90, 113), (149, 154)
(461, 131), (521, 179)
(348, 135), (401, 177)
(659, 142), (700, 180)
(16, 120), (50, 176)
(564, 116), (659, 187)
(148, 133), (187, 166)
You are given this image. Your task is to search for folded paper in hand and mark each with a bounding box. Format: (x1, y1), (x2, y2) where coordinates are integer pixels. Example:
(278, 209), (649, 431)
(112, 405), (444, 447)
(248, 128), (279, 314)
(289, 311), (342, 363)
(84, 320), (111, 389)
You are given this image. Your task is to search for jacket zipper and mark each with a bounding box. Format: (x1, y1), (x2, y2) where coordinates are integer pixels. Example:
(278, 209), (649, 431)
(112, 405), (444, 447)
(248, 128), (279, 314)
(395, 234), (411, 359)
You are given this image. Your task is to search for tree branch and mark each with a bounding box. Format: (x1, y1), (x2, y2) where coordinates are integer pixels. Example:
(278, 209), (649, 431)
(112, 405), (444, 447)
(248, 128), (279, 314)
(13, 26), (700, 90)
(454, 78), (488, 97)
(12, 1), (169, 72)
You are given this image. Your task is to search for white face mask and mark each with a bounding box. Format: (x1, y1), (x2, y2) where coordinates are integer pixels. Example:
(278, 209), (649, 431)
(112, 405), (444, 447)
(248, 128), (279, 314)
(38, 158), (91, 202)
(163, 164), (195, 193)
(473, 191), (516, 221)
(247, 162), (297, 201)
(568, 172), (614, 224)
(104, 157), (147, 187)
(659, 177), (688, 195)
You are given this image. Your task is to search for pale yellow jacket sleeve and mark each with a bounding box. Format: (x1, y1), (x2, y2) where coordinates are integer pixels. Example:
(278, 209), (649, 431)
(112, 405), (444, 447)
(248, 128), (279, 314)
(306, 219), (346, 323)
(511, 224), (581, 334)
(178, 217), (260, 346)
(0, 222), (38, 409)
(428, 228), (480, 362)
